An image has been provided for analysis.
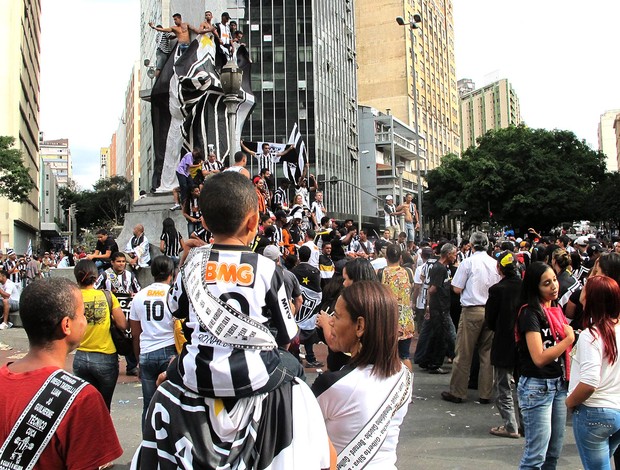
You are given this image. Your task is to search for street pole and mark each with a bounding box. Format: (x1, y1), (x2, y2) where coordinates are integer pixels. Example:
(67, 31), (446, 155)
(225, 96), (239, 158)
(397, 14), (423, 241)
(409, 26), (423, 242)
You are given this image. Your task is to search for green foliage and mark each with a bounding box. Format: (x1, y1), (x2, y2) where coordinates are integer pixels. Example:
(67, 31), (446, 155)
(588, 172), (620, 225)
(59, 176), (132, 231)
(0, 136), (35, 203)
(425, 125), (606, 232)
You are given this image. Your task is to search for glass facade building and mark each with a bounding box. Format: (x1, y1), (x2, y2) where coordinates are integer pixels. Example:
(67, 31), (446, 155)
(244, 0), (359, 219)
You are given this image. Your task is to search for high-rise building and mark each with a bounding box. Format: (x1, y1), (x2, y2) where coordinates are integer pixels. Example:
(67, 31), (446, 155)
(243, 0), (359, 219)
(40, 138), (72, 186)
(459, 78), (522, 151)
(124, 62), (141, 201)
(356, 0), (460, 178)
(100, 147), (110, 179)
(0, 0), (41, 252)
(599, 109), (620, 173)
(109, 132), (118, 176)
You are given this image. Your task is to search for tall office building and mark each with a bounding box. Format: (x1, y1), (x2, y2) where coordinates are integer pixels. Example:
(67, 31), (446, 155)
(40, 138), (72, 186)
(244, 0), (359, 219)
(124, 62), (141, 201)
(459, 78), (522, 151)
(599, 109), (620, 173)
(356, 0), (460, 176)
(100, 147), (110, 179)
(0, 0), (41, 252)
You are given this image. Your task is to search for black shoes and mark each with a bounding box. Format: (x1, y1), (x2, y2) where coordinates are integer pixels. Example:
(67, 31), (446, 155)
(428, 367), (449, 375)
(441, 391), (463, 403)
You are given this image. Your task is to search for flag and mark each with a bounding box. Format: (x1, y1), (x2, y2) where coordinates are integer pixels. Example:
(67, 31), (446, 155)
(280, 123), (307, 184)
(26, 239), (32, 257)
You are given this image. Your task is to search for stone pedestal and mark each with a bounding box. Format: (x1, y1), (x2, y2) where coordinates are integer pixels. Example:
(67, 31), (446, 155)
(116, 192), (190, 260)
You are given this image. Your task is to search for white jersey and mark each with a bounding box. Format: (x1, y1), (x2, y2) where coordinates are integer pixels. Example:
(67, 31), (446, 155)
(168, 245), (298, 397)
(129, 282), (176, 354)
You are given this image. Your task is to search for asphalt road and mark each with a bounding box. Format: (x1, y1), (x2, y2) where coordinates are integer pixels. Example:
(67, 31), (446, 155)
(1, 328), (587, 469)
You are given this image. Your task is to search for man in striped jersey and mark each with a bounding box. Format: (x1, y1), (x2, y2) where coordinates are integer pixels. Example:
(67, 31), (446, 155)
(135, 172), (333, 469)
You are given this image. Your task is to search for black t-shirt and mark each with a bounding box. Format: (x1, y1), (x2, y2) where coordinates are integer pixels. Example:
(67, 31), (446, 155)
(428, 261), (451, 312)
(95, 237), (119, 260)
(517, 307), (563, 378)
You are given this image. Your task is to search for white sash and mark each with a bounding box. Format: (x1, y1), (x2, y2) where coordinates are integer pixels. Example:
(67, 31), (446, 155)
(337, 368), (412, 470)
(181, 245), (277, 351)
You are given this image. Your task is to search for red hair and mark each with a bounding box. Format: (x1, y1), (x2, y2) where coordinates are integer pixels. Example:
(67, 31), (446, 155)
(583, 276), (620, 364)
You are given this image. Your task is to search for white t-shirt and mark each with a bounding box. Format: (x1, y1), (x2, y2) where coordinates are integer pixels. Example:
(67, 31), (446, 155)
(129, 282), (176, 354)
(2, 279), (20, 302)
(568, 324), (620, 409)
(413, 264), (425, 310)
(313, 364), (411, 469)
(302, 240), (321, 268)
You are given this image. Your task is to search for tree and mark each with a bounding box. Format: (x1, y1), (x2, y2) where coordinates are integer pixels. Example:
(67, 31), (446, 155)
(425, 125), (606, 233)
(58, 176), (132, 230)
(0, 136), (35, 203)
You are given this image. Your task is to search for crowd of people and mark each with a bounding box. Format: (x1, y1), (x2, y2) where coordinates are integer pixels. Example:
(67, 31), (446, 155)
(2, 164), (620, 468)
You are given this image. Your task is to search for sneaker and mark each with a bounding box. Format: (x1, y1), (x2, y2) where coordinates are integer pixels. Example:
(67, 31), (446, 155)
(428, 367), (449, 375)
(126, 368), (138, 377)
(0, 322), (12, 330)
(170, 203), (181, 211)
(305, 360), (324, 368)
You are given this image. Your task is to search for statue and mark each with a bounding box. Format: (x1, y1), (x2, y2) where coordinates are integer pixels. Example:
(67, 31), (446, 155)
(149, 18), (254, 193)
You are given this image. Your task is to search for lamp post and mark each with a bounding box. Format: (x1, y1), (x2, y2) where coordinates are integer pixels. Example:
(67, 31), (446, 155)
(396, 160), (405, 230)
(220, 59), (243, 157)
(396, 14), (424, 241)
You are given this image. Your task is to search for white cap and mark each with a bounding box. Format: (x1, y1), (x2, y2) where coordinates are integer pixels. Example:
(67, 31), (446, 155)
(386, 195), (393, 200)
(575, 236), (590, 246)
(293, 212), (302, 219)
(262, 245), (280, 262)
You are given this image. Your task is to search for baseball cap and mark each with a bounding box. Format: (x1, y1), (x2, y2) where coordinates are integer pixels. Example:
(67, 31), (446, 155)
(587, 244), (604, 256)
(575, 236), (590, 246)
(6, 249), (14, 256)
(496, 250), (516, 268)
(263, 245), (281, 262)
(386, 195), (393, 200)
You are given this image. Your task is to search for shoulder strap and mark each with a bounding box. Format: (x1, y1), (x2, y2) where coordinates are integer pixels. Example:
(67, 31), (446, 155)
(405, 267), (414, 284)
(103, 290), (113, 319)
(0, 369), (89, 470)
(377, 268), (385, 282)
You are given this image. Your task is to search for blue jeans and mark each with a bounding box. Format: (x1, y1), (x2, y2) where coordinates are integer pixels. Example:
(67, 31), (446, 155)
(405, 222), (415, 242)
(517, 376), (567, 470)
(73, 350), (119, 411)
(139, 345), (177, 425)
(573, 405), (620, 470)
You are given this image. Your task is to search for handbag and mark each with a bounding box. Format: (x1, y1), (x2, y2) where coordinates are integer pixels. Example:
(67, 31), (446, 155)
(102, 290), (133, 356)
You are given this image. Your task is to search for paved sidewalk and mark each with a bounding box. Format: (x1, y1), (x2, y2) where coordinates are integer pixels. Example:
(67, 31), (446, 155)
(1, 328), (585, 469)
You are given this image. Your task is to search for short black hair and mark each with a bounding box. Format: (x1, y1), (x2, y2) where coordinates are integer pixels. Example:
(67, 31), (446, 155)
(110, 252), (125, 262)
(20, 278), (81, 347)
(298, 246), (311, 262)
(96, 228), (108, 236)
(320, 216), (330, 226)
(386, 244), (401, 263)
(173, 13), (181, 19)
(200, 172), (257, 236)
(151, 255), (174, 282)
(306, 228), (316, 239)
(233, 151), (246, 163)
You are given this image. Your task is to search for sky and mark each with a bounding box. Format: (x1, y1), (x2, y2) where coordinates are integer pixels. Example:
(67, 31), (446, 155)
(39, 1), (620, 190)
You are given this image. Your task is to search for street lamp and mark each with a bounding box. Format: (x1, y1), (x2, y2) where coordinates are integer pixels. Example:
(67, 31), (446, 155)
(396, 13), (424, 241)
(396, 160), (405, 233)
(220, 59), (243, 157)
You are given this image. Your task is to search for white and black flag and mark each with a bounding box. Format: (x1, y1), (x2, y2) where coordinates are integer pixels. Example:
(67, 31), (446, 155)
(282, 123), (307, 184)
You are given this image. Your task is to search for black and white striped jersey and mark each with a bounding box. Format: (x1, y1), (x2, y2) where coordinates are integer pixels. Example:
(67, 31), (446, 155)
(160, 231), (183, 257)
(168, 244), (298, 397)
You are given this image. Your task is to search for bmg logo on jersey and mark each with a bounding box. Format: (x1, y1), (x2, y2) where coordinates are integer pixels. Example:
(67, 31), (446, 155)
(205, 261), (255, 286)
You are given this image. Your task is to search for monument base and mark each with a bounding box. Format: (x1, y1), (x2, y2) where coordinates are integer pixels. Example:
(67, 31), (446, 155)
(116, 192), (191, 261)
